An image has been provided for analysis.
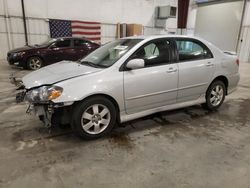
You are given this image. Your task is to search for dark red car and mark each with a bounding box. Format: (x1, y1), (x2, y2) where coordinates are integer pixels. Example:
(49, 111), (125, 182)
(7, 37), (100, 70)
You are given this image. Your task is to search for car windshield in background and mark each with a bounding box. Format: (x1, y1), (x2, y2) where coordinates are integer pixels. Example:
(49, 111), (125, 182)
(80, 39), (142, 68)
(37, 38), (57, 47)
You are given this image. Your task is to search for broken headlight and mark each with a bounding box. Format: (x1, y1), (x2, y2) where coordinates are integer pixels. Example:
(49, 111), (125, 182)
(26, 86), (63, 102)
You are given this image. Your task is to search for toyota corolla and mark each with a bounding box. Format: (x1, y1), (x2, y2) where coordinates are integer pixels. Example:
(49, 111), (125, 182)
(17, 35), (240, 139)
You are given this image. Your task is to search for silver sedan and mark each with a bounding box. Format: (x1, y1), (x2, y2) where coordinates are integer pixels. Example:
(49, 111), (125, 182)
(19, 35), (240, 139)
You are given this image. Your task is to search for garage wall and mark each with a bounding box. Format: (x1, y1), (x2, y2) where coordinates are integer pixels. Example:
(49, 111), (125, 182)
(238, 1), (250, 63)
(0, 0), (178, 60)
(194, 1), (243, 52)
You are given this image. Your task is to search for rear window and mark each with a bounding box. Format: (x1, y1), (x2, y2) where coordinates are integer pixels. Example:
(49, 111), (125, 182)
(55, 39), (71, 48)
(175, 39), (213, 61)
(74, 39), (89, 47)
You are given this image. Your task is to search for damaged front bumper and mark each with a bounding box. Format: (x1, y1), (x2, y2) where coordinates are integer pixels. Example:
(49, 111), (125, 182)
(16, 90), (72, 128)
(16, 90), (55, 128)
(26, 104), (54, 128)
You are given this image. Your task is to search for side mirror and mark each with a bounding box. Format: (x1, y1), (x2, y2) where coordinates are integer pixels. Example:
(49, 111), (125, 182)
(126, 59), (145, 70)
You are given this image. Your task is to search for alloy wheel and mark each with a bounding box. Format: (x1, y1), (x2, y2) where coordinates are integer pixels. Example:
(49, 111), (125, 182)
(210, 85), (224, 106)
(81, 104), (111, 135)
(29, 58), (42, 70)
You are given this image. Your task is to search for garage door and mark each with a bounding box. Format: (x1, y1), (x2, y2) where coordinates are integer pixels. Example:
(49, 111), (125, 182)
(194, 1), (243, 52)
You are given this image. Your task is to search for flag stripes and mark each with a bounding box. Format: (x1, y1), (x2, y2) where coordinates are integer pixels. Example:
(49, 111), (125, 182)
(49, 19), (101, 43)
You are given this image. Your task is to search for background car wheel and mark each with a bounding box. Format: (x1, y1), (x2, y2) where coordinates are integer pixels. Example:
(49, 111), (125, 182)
(27, 56), (43, 70)
(71, 96), (117, 139)
(202, 80), (226, 111)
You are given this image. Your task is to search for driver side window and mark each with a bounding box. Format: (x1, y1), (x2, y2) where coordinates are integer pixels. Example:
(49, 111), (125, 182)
(132, 39), (172, 67)
(54, 39), (71, 48)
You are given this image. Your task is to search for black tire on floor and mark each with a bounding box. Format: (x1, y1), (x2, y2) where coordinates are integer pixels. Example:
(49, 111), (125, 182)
(27, 56), (43, 70)
(71, 96), (117, 139)
(202, 80), (226, 111)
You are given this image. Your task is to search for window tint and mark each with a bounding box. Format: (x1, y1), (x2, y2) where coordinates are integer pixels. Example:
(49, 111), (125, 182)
(55, 39), (71, 48)
(176, 39), (212, 61)
(74, 39), (88, 47)
(132, 39), (172, 67)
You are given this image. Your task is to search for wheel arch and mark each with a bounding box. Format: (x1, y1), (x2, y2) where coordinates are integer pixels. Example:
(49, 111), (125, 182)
(26, 55), (45, 67)
(74, 93), (121, 123)
(210, 75), (229, 94)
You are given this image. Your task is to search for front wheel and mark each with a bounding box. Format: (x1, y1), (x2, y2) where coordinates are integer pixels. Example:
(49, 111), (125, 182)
(71, 96), (117, 139)
(202, 80), (226, 111)
(27, 56), (43, 70)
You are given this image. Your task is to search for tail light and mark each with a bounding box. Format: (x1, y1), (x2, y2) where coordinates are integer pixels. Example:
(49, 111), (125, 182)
(236, 59), (239, 66)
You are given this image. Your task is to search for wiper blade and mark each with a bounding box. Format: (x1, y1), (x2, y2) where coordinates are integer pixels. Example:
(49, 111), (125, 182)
(80, 61), (96, 67)
(80, 61), (107, 68)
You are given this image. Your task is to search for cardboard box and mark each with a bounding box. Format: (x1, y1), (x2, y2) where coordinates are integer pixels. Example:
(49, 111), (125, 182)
(126, 24), (143, 36)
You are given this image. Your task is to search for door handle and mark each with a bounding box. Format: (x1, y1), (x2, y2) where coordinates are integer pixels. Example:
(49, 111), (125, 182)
(166, 67), (177, 73)
(206, 62), (214, 67)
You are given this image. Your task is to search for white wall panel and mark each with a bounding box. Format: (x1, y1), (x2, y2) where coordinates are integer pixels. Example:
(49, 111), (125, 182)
(0, 33), (9, 58)
(28, 34), (48, 45)
(0, 17), (7, 32)
(0, 0), (4, 15)
(9, 17), (24, 33)
(11, 33), (25, 48)
(101, 24), (117, 44)
(24, 0), (48, 18)
(144, 27), (164, 35)
(26, 19), (49, 35)
(3, 0), (22, 16)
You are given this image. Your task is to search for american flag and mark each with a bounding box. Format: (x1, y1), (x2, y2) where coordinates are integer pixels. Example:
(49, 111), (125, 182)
(49, 19), (101, 43)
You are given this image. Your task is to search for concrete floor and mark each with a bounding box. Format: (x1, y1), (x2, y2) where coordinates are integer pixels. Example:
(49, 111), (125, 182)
(0, 61), (249, 188)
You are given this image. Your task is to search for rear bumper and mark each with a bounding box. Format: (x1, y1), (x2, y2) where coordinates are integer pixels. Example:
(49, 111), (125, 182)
(227, 73), (240, 94)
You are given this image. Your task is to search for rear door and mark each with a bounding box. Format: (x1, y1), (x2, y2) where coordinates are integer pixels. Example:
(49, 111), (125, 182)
(123, 38), (178, 114)
(175, 38), (215, 102)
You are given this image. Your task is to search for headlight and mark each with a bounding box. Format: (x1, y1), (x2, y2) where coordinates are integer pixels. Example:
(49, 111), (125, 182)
(26, 86), (63, 102)
(13, 52), (26, 57)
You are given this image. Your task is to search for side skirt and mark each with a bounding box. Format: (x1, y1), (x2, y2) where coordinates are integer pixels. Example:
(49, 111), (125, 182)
(120, 95), (206, 123)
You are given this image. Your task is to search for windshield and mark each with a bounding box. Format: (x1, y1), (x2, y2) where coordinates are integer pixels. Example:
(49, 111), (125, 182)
(79, 39), (142, 68)
(37, 38), (57, 47)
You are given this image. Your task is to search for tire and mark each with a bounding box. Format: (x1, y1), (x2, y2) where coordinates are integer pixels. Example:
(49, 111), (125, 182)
(71, 96), (117, 139)
(202, 80), (226, 111)
(27, 56), (43, 70)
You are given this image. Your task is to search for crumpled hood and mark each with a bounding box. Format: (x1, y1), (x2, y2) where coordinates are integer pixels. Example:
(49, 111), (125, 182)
(22, 61), (102, 89)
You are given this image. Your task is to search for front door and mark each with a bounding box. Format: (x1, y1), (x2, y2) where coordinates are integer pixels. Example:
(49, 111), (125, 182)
(73, 39), (91, 60)
(123, 38), (178, 114)
(46, 38), (73, 64)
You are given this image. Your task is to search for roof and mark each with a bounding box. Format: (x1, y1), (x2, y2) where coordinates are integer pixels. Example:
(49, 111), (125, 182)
(53, 36), (93, 41)
(122, 34), (200, 40)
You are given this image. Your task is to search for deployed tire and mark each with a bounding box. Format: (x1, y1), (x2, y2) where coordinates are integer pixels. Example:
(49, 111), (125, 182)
(27, 56), (43, 70)
(202, 80), (226, 111)
(71, 96), (117, 139)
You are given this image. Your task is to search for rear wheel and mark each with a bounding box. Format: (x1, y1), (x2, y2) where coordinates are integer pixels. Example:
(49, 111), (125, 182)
(202, 80), (226, 111)
(27, 56), (43, 70)
(71, 96), (117, 139)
